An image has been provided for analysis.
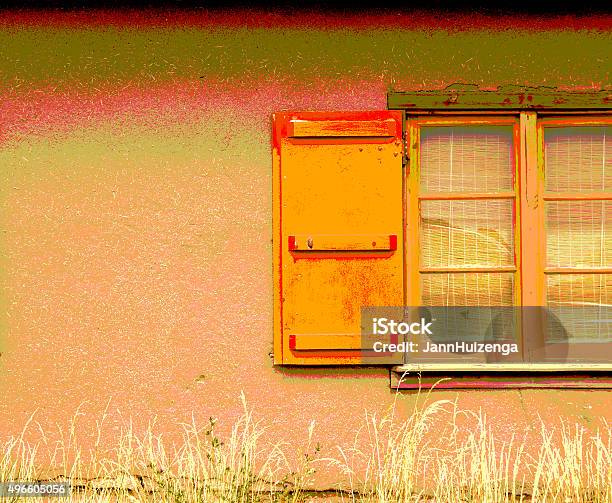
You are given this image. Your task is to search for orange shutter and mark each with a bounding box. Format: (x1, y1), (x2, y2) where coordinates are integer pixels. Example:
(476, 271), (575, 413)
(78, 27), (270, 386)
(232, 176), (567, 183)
(273, 111), (405, 364)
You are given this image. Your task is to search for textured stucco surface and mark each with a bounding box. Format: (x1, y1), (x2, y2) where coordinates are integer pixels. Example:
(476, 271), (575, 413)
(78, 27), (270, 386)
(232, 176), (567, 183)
(0, 10), (610, 487)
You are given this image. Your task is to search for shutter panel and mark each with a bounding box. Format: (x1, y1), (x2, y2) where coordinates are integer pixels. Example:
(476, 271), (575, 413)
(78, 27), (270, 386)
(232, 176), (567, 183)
(273, 111), (405, 364)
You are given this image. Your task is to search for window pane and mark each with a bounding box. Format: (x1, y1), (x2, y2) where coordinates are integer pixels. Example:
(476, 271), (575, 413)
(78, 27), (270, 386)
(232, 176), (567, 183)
(546, 274), (612, 344)
(420, 199), (514, 268)
(546, 200), (612, 268)
(547, 273), (611, 308)
(545, 126), (612, 193)
(420, 126), (514, 193)
(421, 272), (514, 306)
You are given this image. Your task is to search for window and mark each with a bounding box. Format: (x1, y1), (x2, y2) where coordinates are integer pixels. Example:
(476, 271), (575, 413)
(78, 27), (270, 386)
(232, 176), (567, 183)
(273, 87), (611, 373)
(539, 120), (611, 363)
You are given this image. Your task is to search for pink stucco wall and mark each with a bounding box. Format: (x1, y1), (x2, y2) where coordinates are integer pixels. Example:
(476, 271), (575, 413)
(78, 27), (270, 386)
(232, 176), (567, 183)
(0, 11), (610, 488)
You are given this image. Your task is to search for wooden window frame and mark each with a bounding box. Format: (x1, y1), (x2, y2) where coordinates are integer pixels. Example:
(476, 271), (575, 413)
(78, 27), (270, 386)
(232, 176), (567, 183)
(406, 115), (525, 364)
(390, 88), (612, 375)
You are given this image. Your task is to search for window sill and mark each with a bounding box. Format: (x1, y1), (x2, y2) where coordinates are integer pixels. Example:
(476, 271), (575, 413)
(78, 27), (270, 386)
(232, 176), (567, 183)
(391, 363), (612, 389)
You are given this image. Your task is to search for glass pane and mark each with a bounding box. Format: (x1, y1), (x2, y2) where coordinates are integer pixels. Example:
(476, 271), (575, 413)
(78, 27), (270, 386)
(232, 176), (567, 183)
(547, 273), (611, 308)
(408, 306), (520, 364)
(420, 199), (514, 268)
(546, 200), (611, 268)
(421, 272), (514, 306)
(545, 126), (612, 193)
(420, 126), (514, 193)
(546, 274), (612, 344)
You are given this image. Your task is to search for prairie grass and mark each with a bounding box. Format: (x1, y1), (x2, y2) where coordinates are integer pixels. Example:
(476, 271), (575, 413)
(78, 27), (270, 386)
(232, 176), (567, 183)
(0, 387), (609, 502)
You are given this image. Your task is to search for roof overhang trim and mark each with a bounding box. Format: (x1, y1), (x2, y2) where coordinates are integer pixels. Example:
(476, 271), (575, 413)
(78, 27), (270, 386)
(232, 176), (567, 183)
(388, 84), (612, 111)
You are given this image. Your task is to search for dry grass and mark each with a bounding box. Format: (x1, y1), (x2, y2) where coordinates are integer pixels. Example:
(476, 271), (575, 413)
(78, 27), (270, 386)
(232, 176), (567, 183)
(0, 387), (609, 502)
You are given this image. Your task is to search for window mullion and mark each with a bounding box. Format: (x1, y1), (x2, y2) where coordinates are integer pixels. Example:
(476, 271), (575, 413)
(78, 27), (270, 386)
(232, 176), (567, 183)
(519, 112), (546, 362)
(520, 112), (546, 307)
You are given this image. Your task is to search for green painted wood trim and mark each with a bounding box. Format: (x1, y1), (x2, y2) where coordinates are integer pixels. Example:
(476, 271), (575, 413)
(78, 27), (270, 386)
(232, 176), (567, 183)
(388, 84), (612, 111)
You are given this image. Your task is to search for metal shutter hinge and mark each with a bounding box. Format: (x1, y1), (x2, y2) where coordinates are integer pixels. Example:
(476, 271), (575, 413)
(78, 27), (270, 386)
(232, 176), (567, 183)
(402, 130), (410, 167)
